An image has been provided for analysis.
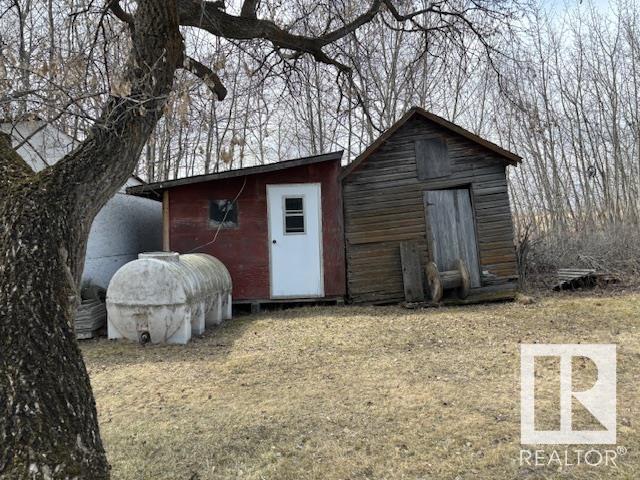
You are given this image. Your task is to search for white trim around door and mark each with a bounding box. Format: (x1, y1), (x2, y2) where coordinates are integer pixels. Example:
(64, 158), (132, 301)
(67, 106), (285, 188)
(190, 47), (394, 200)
(267, 183), (324, 298)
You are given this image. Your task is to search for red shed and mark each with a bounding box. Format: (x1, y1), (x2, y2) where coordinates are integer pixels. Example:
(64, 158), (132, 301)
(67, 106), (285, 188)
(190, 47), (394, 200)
(129, 152), (346, 307)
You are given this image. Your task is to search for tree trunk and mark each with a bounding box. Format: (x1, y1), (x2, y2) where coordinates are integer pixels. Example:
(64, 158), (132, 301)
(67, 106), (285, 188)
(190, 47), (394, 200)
(0, 135), (108, 477)
(0, 1), (183, 477)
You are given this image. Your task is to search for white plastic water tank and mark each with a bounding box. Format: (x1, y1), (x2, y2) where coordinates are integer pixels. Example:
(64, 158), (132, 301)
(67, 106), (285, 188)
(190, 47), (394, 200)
(106, 252), (232, 344)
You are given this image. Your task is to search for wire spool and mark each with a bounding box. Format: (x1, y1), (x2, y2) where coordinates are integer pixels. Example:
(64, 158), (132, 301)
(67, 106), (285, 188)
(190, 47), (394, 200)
(425, 261), (443, 302)
(424, 258), (470, 302)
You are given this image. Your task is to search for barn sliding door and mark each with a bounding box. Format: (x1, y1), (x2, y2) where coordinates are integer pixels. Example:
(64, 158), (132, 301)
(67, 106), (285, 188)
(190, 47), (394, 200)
(424, 189), (481, 287)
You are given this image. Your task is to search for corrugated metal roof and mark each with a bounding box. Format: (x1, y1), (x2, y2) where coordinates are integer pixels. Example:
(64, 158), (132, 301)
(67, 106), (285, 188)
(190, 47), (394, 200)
(128, 150), (344, 197)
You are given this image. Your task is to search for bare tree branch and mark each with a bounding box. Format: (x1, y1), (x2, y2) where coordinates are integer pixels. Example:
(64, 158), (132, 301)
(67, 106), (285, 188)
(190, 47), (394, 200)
(240, 0), (259, 19)
(108, 0), (134, 27)
(176, 0), (383, 71)
(181, 56), (228, 100)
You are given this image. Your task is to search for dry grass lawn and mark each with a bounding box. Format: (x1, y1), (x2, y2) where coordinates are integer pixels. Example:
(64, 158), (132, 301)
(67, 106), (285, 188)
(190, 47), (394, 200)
(82, 292), (640, 479)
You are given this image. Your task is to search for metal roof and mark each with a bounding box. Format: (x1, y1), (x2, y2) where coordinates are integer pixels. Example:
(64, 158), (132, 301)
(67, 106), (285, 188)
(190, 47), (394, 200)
(128, 150), (344, 197)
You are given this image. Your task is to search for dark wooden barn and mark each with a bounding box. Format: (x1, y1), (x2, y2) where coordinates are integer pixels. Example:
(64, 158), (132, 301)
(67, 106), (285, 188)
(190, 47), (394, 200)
(129, 152), (346, 308)
(341, 107), (522, 304)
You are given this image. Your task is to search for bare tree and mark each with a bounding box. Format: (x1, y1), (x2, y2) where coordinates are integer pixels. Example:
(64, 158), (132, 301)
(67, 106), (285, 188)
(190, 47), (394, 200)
(118, 0), (640, 275)
(0, 0), (519, 477)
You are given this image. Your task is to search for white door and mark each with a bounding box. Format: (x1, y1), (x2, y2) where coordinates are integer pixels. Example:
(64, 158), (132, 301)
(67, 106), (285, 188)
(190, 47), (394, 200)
(267, 184), (324, 298)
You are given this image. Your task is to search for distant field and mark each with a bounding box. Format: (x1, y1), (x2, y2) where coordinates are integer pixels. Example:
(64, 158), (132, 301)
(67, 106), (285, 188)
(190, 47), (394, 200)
(82, 293), (640, 479)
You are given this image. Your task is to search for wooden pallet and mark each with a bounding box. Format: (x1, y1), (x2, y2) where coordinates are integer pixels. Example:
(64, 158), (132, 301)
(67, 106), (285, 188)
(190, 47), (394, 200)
(553, 268), (596, 291)
(75, 298), (107, 339)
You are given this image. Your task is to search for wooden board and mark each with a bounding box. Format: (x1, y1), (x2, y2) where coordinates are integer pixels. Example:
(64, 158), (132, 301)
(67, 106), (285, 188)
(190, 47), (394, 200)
(415, 137), (450, 180)
(455, 189), (481, 288)
(162, 190), (170, 251)
(424, 189), (481, 287)
(400, 241), (425, 302)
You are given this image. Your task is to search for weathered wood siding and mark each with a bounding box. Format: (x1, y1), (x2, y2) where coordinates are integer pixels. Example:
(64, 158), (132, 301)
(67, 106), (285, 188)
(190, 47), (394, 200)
(343, 115), (518, 304)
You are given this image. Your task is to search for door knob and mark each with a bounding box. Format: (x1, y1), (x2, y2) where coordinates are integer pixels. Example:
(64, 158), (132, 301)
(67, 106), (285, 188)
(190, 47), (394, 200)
(272, 239), (277, 244)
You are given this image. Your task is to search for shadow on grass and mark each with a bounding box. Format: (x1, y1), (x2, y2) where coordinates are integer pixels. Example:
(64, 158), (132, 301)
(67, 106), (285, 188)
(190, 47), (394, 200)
(80, 300), (513, 370)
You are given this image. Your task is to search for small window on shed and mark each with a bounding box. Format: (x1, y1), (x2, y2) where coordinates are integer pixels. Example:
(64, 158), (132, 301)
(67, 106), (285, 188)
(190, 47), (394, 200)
(284, 196), (305, 234)
(209, 200), (238, 228)
(415, 137), (450, 180)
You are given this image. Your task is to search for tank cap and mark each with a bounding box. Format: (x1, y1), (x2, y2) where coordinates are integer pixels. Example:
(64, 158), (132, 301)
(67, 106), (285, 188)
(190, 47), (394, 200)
(138, 251), (180, 262)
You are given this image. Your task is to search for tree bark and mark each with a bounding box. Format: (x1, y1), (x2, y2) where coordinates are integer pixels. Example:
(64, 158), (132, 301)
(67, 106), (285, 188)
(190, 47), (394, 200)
(0, 0), (503, 477)
(0, 1), (183, 477)
(0, 134), (109, 478)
